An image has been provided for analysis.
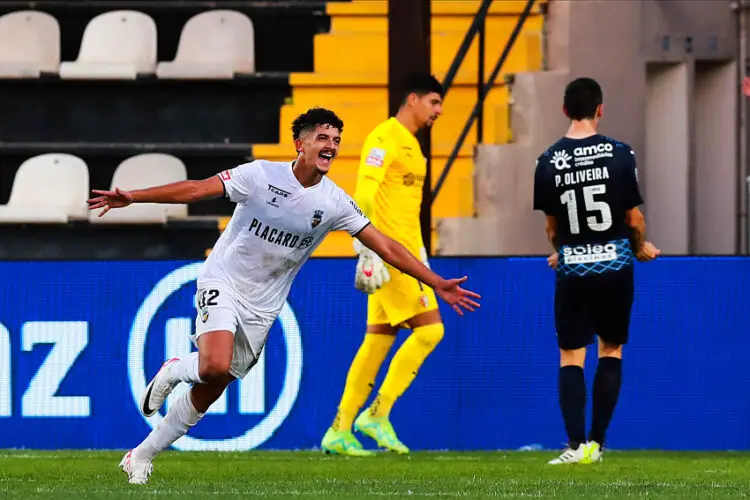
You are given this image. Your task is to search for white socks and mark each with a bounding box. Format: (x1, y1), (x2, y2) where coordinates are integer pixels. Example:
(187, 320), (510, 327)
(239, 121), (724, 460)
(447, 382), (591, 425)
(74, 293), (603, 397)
(133, 390), (204, 462)
(169, 352), (202, 384)
(131, 353), (204, 462)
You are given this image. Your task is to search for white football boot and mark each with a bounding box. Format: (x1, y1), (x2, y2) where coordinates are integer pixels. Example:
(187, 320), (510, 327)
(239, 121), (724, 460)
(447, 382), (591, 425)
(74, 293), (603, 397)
(547, 444), (587, 465)
(140, 357), (181, 417)
(119, 449), (153, 485)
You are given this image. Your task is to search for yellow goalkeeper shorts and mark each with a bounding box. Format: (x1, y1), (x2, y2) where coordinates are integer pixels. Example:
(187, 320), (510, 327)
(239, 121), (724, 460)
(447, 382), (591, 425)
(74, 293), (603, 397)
(366, 268), (438, 327)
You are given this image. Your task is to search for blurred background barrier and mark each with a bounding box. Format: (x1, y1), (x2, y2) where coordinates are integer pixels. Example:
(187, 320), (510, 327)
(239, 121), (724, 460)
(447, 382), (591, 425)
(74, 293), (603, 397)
(0, 256), (748, 451)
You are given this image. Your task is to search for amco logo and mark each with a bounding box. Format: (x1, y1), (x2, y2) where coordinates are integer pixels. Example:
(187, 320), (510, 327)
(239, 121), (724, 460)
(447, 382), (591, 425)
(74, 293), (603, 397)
(127, 263), (303, 451)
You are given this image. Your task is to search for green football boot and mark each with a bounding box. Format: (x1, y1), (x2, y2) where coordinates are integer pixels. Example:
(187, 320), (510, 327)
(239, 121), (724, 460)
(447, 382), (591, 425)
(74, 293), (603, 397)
(321, 428), (375, 457)
(354, 412), (410, 454)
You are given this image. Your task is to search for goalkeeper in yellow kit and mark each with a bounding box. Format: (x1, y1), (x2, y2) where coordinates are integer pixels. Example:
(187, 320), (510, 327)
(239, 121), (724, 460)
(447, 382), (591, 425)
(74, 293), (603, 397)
(322, 74), (446, 456)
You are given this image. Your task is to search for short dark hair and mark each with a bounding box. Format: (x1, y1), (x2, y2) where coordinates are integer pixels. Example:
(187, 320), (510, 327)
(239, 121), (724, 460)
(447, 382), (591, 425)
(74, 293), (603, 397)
(563, 77), (603, 121)
(401, 74), (445, 105)
(292, 107), (344, 140)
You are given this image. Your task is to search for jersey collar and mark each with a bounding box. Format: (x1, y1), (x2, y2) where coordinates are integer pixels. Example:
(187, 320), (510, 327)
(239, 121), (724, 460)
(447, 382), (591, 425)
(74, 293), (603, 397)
(288, 160), (323, 192)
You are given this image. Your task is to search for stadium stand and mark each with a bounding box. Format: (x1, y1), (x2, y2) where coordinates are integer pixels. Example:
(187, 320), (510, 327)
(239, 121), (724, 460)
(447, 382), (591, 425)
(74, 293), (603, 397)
(0, 10), (60, 78)
(0, 0), (543, 258)
(0, 1), (318, 231)
(87, 153), (189, 224)
(252, 0), (545, 255)
(156, 10), (256, 79)
(0, 0), (328, 259)
(59, 10), (158, 80)
(0, 153), (89, 223)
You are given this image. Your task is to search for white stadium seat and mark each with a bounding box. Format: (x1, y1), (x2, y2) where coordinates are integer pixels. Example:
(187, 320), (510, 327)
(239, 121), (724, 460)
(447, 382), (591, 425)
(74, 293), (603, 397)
(0, 153), (89, 224)
(156, 10), (255, 79)
(0, 11), (60, 78)
(89, 153), (188, 224)
(59, 10), (156, 80)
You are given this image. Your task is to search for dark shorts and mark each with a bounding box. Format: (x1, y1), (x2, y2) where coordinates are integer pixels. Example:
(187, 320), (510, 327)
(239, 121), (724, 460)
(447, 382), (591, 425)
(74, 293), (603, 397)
(554, 267), (634, 350)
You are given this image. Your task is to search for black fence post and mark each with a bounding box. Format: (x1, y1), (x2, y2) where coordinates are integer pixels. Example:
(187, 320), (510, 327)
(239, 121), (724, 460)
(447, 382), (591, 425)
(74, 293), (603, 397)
(389, 0), (432, 254)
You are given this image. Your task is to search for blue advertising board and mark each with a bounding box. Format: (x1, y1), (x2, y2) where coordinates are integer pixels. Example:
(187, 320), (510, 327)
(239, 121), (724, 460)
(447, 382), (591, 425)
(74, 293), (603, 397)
(0, 257), (748, 451)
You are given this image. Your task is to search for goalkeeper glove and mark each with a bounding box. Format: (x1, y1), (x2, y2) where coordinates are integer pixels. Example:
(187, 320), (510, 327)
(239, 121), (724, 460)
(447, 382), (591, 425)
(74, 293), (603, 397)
(353, 239), (391, 294)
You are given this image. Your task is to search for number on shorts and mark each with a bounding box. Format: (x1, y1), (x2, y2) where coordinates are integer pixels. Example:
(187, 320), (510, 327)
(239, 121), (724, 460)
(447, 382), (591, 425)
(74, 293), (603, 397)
(199, 289), (220, 308)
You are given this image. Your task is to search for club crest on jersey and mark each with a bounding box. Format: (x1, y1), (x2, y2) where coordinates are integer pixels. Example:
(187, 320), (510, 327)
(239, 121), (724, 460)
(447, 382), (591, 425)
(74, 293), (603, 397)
(402, 173), (426, 186)
(551, 151), (573, 170)
(311, 210), (324, 228)
(200, 306), (209, 323)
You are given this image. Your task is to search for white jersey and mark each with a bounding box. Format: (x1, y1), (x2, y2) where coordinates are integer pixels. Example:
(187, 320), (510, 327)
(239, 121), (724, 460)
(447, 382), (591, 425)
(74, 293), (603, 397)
(199, 159), (370, 317)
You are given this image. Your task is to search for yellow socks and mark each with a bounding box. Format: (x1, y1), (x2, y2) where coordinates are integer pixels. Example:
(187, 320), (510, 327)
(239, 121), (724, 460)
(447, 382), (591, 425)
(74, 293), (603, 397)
(332, 332), (395, 431)
(371, 323), (444, 418)
(332, 323), (445, 429)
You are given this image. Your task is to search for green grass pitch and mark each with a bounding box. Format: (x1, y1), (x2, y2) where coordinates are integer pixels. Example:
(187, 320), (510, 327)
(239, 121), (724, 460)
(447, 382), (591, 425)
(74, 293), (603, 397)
(1, 450), (749, 499)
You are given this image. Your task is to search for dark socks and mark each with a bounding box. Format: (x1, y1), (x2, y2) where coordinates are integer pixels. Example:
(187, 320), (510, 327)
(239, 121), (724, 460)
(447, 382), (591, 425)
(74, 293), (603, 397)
(559, 365), (586, 448)
(589, 357), (623, 446)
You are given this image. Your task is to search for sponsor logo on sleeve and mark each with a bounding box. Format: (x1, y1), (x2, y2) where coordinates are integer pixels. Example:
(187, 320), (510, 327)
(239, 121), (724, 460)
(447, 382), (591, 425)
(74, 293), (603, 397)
(365, 148), (386, 168)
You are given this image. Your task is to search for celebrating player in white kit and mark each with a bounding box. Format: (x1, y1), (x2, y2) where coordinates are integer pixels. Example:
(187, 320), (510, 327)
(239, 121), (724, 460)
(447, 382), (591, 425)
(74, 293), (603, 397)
(88, 107), (481, 485)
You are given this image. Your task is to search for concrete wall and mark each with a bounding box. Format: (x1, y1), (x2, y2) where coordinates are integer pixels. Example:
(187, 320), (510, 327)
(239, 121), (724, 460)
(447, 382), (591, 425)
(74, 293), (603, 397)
(693, 61), (739, 254)
(644, 62), (691, 254)
(437, 70), (568, 255)
(437, 0), (739, 256)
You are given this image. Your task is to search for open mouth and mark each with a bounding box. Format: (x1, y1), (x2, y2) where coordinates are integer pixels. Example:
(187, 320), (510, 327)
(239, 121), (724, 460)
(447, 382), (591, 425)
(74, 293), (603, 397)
(318, 151), (334, 167)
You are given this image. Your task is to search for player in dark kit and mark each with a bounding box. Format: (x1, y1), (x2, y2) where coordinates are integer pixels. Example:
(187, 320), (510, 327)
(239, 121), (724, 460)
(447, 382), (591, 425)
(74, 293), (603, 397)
(533, 77), (660, 464)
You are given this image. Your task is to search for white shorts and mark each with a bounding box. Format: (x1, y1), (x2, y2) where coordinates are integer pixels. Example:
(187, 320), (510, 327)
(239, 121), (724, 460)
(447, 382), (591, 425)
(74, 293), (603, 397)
(191, 282), (276, 379)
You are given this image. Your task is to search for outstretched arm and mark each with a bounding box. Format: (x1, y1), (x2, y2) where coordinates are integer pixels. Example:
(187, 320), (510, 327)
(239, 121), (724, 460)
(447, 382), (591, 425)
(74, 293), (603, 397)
(129, 177), (225, 204)
(88, 176), (225, 217)
(355, 224), (480, 315)
(357, 224), (441, 288)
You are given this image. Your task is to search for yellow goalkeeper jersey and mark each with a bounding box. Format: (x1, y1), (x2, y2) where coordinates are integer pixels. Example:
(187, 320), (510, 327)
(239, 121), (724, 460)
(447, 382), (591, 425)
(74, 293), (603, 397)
(354, 117), (426, 256)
